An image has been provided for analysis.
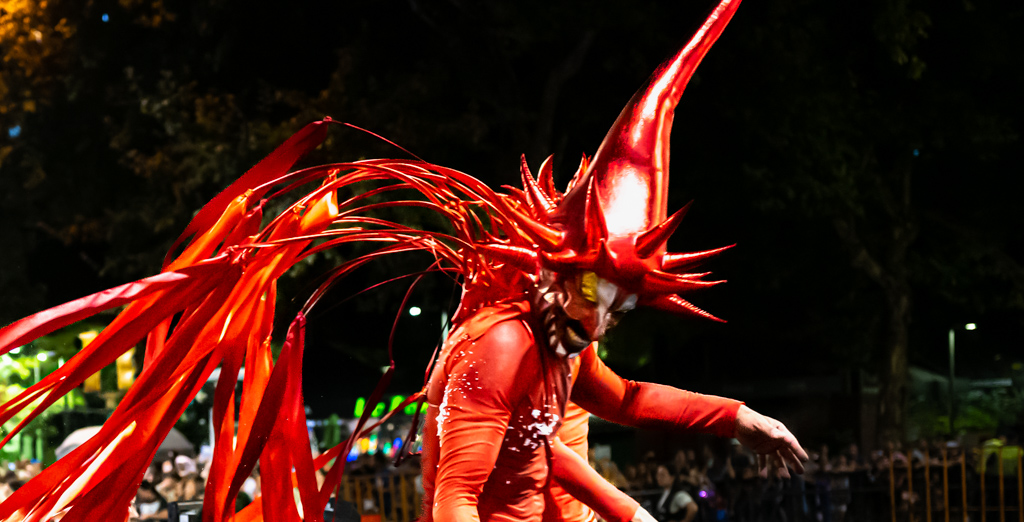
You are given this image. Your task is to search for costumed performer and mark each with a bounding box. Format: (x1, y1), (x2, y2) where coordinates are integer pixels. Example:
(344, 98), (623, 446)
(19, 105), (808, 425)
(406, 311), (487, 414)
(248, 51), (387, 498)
(421, 1), (807, 521)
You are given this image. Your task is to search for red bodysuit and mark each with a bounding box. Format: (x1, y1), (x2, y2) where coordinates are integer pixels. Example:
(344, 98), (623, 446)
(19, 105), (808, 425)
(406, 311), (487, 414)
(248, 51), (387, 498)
(421, 300), (743, 522)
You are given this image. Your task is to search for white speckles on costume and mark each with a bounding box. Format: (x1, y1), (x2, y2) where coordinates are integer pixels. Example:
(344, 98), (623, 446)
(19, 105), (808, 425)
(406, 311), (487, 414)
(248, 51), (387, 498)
(435, 389), (451, 446)
(503, 409), (561, 452)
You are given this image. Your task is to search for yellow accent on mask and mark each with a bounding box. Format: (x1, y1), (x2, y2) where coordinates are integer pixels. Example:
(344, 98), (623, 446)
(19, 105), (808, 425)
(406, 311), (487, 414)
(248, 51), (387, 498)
(580, 271), (598, 303)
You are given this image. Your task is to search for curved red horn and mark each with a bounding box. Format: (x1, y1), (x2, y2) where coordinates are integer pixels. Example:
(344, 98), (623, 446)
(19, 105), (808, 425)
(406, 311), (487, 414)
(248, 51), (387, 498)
(661, 244), (735, 272)
(537, 155), (558, 202)
(520, 155), (554, 215)
(643, 294), (725, 323)
(641, 269), (724, 294)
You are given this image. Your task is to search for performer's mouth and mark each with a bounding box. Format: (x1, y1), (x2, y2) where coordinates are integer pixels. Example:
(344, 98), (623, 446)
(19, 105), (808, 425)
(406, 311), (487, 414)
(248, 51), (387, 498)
(562, 319), (591, 351)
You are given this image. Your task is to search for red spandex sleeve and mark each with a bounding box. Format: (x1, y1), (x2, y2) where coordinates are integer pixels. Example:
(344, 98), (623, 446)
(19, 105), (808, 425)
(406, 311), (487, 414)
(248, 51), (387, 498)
(571, 346), (742, 438)
(551, 438), (638, 522)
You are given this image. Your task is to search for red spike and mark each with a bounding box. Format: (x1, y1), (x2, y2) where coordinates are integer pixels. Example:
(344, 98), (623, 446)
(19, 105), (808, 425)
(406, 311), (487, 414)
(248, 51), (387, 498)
(540, 249), (598, 273)
(565, 153), (588, 195)
(500, 199), (564, 251)
(582, 177), (607, 247)
(519, 154), (533, 179)
(501, 186), (531, 212)
(537, 155), (558, 201)
(520, 155), (554, 215)
(662, 244), (735, 272)
(635, 201), (692, 258)
(643, 294), (725, 323)
(641, 269), (724, 294)
(475, 244), (540, 273)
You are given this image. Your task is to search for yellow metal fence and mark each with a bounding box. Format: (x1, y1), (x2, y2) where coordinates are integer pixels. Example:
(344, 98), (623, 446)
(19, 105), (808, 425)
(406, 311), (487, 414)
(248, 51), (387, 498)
(338, 472), (421, 522)
(888, 447), (1023, 522)
(329, 446), (1022, 522)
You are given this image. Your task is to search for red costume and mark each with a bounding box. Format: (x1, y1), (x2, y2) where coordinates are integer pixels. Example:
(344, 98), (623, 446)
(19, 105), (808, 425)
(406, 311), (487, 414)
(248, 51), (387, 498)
(421, 303), (741, 522)
(0, 1), (806, 521)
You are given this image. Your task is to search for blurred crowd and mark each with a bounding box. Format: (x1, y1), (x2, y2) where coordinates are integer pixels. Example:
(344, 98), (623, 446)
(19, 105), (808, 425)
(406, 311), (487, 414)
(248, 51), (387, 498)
(587, 433), (1022, 522)
(131, 452), (207, 520)
(2, 433), (1020, 522)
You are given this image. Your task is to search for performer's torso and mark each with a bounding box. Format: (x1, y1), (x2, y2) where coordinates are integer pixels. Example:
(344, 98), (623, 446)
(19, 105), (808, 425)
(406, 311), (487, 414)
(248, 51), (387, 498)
(420, 301), (582, 522)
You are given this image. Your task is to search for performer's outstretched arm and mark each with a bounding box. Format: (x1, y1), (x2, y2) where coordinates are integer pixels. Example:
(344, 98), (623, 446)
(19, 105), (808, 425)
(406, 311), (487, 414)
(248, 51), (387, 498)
(571, 346), (807, 475)
(571, 345), (742, 436)
(431, 319), (537, 521)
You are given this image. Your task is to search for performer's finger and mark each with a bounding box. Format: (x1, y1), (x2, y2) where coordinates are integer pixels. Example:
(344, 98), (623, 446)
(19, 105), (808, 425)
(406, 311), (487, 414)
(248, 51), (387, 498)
(774, 451), (791, 479)
(781, 447), (805, 474)
(775, 424), (809, 464)
(758, 453), (768, 479)
(776, 428), (808, 459)
(791, 438), (810, 463)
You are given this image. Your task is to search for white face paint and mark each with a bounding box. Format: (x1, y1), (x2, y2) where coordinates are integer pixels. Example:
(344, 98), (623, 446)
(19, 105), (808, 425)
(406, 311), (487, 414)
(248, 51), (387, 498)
(596, 278), (619, 311)
(540, 271), (638, 354)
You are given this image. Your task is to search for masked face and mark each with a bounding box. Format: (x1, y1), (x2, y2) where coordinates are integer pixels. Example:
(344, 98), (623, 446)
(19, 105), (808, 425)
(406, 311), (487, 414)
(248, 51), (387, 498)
(537, 270), (638, 355)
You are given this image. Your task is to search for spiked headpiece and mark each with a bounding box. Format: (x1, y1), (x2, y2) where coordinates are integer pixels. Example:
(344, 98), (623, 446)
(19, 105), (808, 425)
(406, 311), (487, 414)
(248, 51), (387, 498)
(486, 0), (741, 321)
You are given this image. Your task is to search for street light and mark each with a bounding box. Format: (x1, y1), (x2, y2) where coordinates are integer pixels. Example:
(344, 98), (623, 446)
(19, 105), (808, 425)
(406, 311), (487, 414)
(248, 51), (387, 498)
(948, 323), (977, 434)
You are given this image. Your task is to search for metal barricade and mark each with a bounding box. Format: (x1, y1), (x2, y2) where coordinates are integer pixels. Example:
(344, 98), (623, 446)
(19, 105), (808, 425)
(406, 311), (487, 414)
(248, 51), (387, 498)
(339, 472), (421, 522)
(887, 447), (1024, 522)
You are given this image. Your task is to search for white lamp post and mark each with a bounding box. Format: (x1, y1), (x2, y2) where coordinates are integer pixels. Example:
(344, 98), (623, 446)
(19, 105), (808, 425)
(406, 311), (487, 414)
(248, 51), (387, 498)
(948, 323), (977, 434)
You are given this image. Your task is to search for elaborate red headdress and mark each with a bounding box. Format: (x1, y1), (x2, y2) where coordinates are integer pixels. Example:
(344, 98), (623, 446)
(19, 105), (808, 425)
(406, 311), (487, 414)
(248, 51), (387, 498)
(0, 1), (741, 520)
(480, 0), (740, 321)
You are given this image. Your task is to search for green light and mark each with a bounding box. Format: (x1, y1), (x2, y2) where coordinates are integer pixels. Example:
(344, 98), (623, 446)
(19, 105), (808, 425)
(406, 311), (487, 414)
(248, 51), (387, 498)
(404, 401), (418, 415)
(420, 402), (428, 414)
(371, 402), (385, 417)
(389, 395), (404, 412)
(354, 397), (366, 417)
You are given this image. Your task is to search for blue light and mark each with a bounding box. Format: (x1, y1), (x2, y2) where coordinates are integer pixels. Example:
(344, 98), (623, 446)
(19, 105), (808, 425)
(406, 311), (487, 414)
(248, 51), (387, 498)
(8, 125), (21, 138)
(912, 148), (920, 157)
(101, 13), (109, 22)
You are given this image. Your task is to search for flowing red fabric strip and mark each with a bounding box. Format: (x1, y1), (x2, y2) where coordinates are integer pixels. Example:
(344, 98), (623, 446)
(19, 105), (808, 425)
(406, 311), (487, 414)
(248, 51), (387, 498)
(165, 119), (329, 267)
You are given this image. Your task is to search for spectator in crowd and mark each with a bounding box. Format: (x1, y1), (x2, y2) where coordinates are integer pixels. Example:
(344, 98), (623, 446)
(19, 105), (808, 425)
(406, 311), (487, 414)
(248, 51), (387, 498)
(0, 476), (24, 504)
(155, 469), (181, 502)
(843, 443), (864, 470)
(650, 464), (698, 522)
(175, 454), (199, 476)
(814, 444), (834, 522)
(134, 480), (168, 521)
(176, 473), (204, 502)
(726, 440), (757, 520)
(589, 448), (630, 489)
(634, 461), (656, 490)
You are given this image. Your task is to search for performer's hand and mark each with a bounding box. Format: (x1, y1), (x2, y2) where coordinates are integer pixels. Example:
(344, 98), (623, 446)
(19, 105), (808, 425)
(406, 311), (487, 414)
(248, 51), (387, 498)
(631, 506), (658, 522)
(734, 405), (808, 478)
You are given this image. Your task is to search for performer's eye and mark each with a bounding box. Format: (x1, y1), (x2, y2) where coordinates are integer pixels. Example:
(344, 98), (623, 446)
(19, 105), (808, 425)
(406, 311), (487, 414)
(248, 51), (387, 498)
(580, 271), (598, 303)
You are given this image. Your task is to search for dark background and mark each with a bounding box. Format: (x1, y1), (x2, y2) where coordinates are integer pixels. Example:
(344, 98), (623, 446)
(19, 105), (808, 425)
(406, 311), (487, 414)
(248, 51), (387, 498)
(2, 0), (1021, 446)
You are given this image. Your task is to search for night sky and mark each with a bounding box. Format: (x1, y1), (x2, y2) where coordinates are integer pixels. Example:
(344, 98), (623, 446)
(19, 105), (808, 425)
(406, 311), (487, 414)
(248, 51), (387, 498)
(2, 0), (1022, 430)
